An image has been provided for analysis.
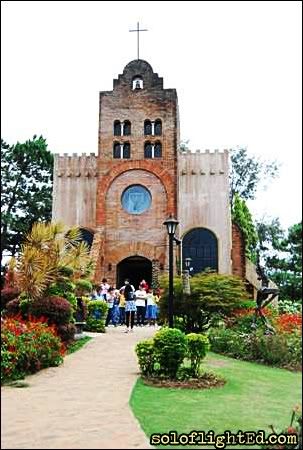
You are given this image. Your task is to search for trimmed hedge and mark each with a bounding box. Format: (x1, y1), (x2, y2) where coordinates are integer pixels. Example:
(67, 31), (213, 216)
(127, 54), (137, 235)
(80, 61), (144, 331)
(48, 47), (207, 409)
(85, 300), (108, 333)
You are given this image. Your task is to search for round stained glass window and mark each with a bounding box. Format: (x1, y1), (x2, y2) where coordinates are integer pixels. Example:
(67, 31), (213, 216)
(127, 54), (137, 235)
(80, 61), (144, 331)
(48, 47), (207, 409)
(121, 185), (152, 215)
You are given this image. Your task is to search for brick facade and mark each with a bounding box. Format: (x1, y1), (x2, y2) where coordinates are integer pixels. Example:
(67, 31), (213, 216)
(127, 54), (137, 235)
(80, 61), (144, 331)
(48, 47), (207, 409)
(94, 59), (179, 285)
(231, 222), (246, 279)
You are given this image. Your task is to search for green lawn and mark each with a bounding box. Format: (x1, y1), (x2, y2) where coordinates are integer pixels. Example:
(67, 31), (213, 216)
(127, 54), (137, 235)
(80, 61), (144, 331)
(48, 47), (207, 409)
(130, 352), (302, 449)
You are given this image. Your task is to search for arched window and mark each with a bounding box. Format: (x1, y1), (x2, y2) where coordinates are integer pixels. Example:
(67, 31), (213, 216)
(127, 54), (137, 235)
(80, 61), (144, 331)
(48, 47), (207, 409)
(155, 119), (162, 136)
(79, 228), (94, 250)
(113, 142), (121, 159)
(132, 76), (143, 90)
(123, 143), (130, 159)
(144, 120), (152, 136)
(154, 141), (162, 158)
(124, 120), (131, 136)
(144, 142), (152, 158)
(182, 228), (218, 274)
(114, 121), (121, 136)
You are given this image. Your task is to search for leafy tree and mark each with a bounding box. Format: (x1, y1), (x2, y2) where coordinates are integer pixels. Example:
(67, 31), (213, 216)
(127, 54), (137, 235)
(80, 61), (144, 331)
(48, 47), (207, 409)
(1, 136), (53, 265)
(256, 219), (302, 301)
(159, 272), (247, 333)
(230, 147), (279, 207)
(232, 193), (258, 261)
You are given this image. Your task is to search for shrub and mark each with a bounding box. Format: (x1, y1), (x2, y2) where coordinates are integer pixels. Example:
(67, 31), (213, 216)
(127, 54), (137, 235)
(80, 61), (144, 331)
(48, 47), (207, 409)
(75, 279), (93, 295)
(209, 327), (302, 370)
(159, 272), (248, 332)
(4, 297), (31, 319)
(0, 286), (20, 309)
(29, 296), (72, 325)
(85, 300), (108, 333)
(186, 333), (210, 377)
(274, 313), (302, 334)
(56, 323), (76, 343)
(1, 316), (65, 383)
(135, 339), (157, 377)
(278, 299), (302, 315)
(153, 328), (187, 379)
(46, 282), (77, 310)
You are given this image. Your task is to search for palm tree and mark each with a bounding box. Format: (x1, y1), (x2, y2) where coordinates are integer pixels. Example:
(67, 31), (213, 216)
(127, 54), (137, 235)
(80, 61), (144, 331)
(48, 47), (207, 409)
(17, 222), (93, 301)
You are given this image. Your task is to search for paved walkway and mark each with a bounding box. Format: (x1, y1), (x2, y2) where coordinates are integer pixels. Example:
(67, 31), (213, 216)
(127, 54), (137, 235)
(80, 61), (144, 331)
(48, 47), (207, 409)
(1, 326), (156, 449)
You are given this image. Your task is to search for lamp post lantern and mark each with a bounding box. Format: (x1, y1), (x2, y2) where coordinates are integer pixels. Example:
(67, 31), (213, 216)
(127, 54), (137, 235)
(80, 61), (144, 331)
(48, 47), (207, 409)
(163, 215), (179, 328)
(183, 257), (192, 295)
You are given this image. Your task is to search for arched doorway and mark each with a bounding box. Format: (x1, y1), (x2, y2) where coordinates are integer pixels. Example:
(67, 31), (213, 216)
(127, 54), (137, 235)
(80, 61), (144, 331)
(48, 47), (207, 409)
(182, 228), (218, 275)
(116, 256), (152, 290)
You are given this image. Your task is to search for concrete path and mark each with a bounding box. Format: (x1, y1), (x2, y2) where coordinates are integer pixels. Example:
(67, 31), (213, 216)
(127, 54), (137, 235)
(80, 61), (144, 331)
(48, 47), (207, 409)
(1, 326), (156, 449)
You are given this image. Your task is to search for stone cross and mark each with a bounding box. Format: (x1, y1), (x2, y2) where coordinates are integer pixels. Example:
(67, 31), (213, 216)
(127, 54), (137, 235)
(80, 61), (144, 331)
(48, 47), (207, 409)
(129, 22), (148, 60)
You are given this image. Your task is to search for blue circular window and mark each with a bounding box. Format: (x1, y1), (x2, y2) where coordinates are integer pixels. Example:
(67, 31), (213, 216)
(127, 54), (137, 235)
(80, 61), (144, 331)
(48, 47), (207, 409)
(121, 185), (152, 214)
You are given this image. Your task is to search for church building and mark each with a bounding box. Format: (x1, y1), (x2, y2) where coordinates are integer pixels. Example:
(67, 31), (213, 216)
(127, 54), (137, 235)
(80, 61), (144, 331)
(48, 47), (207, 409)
(52, 59), (247, 289)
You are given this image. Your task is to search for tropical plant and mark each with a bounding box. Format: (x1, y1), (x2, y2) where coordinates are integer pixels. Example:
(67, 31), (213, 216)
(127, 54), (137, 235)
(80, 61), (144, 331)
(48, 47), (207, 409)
(17, 222), (93, 301)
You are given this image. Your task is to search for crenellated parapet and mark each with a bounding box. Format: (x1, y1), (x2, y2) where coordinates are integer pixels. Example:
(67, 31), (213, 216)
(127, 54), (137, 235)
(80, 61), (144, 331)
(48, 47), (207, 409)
(54, 153), (98, 178)
(178, 149), (229, 176)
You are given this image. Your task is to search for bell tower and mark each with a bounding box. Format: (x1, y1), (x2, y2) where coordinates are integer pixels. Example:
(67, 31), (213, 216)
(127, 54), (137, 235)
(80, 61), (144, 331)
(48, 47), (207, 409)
(92, 59), (179, 286)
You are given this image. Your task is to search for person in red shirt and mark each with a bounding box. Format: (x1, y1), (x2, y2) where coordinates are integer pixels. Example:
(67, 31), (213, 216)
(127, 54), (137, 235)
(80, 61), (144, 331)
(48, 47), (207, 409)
(139, 279), (149, 292)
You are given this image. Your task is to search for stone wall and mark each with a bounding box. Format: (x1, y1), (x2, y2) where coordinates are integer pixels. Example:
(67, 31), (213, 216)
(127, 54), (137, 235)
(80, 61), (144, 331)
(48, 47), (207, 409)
(52, 154), (98, 229)
(178, 149), (232, 274)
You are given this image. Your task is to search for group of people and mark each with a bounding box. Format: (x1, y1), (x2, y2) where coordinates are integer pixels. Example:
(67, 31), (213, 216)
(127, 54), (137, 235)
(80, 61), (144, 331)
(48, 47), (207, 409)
(90, 278), (159, 333)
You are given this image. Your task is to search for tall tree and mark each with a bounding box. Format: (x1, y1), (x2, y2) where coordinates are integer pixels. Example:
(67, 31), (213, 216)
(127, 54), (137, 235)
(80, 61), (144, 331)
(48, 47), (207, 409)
(229, 147), (279, 207)
(1, 136), (53, 265)
(256, 219), (302, 301)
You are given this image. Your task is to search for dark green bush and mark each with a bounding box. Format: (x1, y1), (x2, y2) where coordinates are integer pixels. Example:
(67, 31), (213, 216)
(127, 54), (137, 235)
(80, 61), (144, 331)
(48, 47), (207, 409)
(85, 300), (108, 333)
(153, 328), (187, 379)
(75, 279), (93, 295)
(186, 333), (210, 377)
(135, 339), (157, 377)
(159, 272), (248, 332)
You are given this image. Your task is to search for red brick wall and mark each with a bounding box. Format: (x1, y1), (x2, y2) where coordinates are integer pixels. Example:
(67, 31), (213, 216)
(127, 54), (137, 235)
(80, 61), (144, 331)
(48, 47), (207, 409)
(231, 222), (246, 279)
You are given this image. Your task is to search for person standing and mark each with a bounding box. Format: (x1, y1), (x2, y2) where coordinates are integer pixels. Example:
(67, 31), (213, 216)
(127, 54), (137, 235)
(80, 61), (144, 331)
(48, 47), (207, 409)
(145, 288), (157, 326)
(100, 278), (110, 301)
(135, 285), (147, 326)
(119, 288), (126, 325)
(124, 279), (136, 333)
(105, 287), (115, 326)
(139, 279), (149, 292)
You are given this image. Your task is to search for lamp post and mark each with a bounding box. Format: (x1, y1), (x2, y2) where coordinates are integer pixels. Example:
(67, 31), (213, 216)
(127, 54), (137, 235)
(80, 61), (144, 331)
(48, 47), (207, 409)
(163, 215), (179, 328)
(183, 257), (192, 295)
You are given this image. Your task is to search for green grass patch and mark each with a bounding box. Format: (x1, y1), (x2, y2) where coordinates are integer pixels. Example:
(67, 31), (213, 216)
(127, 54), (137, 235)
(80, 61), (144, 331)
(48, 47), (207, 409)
(130, 352), (302, 449)
(67, 336), (92, 354)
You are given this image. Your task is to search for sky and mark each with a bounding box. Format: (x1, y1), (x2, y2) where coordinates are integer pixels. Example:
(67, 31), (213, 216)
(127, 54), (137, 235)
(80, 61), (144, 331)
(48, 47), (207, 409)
(1, 1), (302, 231)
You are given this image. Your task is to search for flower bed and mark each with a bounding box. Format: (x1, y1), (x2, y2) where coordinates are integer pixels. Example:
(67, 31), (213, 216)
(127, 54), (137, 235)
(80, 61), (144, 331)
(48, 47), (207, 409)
(1, 315), (65, 384)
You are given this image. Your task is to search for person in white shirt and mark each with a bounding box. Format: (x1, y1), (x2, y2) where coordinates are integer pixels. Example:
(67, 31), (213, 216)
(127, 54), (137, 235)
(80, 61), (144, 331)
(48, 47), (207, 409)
(135, 285), (147, 326)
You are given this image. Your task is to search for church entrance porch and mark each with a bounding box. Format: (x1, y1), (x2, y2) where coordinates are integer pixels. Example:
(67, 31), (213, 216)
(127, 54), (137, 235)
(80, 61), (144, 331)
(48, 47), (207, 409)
(116, 256), (152, 290)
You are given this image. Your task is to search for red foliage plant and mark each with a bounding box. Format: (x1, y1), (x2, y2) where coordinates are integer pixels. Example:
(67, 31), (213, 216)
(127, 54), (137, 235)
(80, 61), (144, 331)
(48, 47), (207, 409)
(275, 313), (302, 334)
